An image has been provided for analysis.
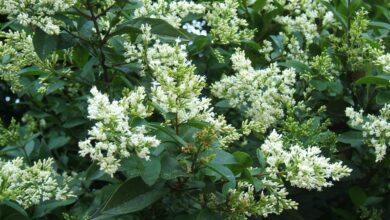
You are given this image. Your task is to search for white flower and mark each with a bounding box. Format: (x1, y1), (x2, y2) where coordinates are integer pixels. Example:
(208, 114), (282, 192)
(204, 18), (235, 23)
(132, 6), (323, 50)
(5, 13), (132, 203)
(259, 40), (274, 61)
(309, 52), (340, 81)
(212, 50), (296, 134)
(264, 0), (339, 47)
(261, 130), (352, 190)
(0, 0), (76, 35)
(124, 26), (241, 148)
(137, 147), (151, 160)
(0, 157), (74, 208)
(375, 53), (390, 73)
(0, 30), (37, 92)
(346, 106), (390, 162)
(323, 11), (336, 26)
(277, 14), (318, 45)
(135, 0), (205, 28)
(183, 20), (207, 36)
(227, 180), (298, 218)
(345, 107), (364, 127)
(79, 87), (160, 176)
(205, 0), (254, 44)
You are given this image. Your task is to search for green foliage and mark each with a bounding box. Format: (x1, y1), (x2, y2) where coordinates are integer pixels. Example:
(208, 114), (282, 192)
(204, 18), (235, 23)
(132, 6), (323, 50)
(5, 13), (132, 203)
(0, 0), (389, 219)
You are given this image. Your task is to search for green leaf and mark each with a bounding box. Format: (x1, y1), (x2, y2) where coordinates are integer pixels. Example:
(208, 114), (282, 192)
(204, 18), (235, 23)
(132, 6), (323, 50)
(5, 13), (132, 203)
(0, 20), (16, 31)
(337, 131), (363, 146)
(188, 36), (210, 54)
(206, 163), (236, 186)
(209, 149), (237, 165)
(72, 45), (90, 67)
(160, 155), (187, 180)
(270, 35), (284, 50)
(376, 90), (390, 104)
(63, 118), (88, 128)
(0, 201), (28, 218)
(364, 196), (383, 206)
(100, 178), (168, 216)
(120, 157), (143, 179)
(375, 5), (390, 21)
(84, 162), (106, 186)
(348, 187), (367, 207)
(109, 24), (141, 38)
(355, 75), (390, 85)
(24, 140), (35, 156)
(147, 123), (187, 146)
(93, 214), (138, 220)
(310, 79), (328, 91)
(175, 214), (197, 220)
(215, 100), (231, 108)
(322, 2), (347, 29)
(232, 151), (253, 168)
(328, 80), (343, 96)
(279, 60), (313, 74)
(331, 208), (356, 220)
(349, 0), (363, 13)
(242, 40), (261, 50)
(115, 64), (143, 75)
(222, 181), (236, 195)
(112, 18), (191, 39)
(80, 57), (98, 82)
(33, 198), (77, 218)
(57, 32), (75, 50)
(240, 168), (254, 183)
(17, 67), (49, 77)
(196, 209), (220, 220)
(46, 80), (67, 95)
(256, 149), (266, 169)
(184, 120), (210, 130)
(369, 21), (390, 30)
(48, 136), (70, 150)
(79, 21), (94, 39)
(253, 178), (264, 191)
(253, 0), (267, 12)
(33, 28), (59, 60)
(141, 157), (161, 186)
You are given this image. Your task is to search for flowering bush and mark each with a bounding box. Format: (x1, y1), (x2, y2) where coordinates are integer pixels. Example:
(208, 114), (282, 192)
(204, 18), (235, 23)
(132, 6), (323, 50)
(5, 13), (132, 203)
(0, 0), (389, 219)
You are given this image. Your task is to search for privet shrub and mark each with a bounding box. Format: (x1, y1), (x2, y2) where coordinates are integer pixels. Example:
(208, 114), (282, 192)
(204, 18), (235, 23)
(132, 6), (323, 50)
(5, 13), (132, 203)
(0, 0), (389, 219)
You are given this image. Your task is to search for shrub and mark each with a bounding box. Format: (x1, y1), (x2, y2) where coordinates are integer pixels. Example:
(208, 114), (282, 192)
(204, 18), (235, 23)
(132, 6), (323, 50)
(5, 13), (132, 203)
(0, 0), (389, 219)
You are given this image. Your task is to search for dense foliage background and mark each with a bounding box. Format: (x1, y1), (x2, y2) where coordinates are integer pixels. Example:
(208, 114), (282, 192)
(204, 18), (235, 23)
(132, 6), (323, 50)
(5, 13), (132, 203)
(0, 0), (389, 219)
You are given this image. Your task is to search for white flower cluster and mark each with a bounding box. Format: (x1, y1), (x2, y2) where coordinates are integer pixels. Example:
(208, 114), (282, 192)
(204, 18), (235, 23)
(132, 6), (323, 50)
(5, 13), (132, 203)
(203, 114), (242, 148)
(332, 10), (387, 72)
(212, 50), (296, 134)
(0, 157), (73, 208)
(205, 0), (254, 44)
(124, 25), (240, 147)
(283, 33), (310, 62)
(268, 0), (336, 45)
(134, 0), (205, 28)
(346, 106), (390, 162)
(258, 40), (273, 61)
(227, 180), (297, 218)
(309, 52), (340, 81)
(0, 30), (69, 93)
(147, 42), (209, 124)
(183, 20), (207, 36)
(0, 0), (76, 35)
(261, 130), (352, 191)
(79, 87), (160, 176)
(260, 34), (340, 82)
(125, 26), (206, 124)
(0, 31), (36, 92)
(259, 33), (310, 64)
(375, 53), (390, 73)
